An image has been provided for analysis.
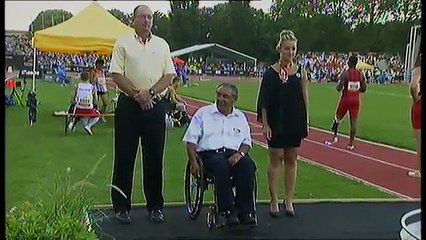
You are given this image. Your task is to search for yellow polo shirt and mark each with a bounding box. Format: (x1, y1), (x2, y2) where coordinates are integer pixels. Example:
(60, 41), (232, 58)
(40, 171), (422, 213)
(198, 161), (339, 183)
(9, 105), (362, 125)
(109, 33), (176, 93)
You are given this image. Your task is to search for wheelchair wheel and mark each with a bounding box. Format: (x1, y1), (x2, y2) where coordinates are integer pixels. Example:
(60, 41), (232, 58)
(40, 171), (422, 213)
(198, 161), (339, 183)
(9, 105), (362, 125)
(184, 158), (205, 219)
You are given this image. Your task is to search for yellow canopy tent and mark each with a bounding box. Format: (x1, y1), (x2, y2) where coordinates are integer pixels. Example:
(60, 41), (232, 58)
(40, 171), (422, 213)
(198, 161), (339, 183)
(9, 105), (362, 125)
(34, 2), (134, 55)
(348, 52), (375, 71)
(356, 61), (375, 70)
(31, 2), (134, 91)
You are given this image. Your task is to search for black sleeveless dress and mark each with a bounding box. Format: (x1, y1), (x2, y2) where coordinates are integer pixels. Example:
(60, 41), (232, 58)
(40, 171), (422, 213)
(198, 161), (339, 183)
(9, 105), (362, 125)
(256, 65), (308, 148)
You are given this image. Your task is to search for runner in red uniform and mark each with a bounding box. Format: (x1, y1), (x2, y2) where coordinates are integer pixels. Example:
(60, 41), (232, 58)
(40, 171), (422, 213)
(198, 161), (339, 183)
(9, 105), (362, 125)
(325, 55), (367, 150)
(408, 52), (421, 178)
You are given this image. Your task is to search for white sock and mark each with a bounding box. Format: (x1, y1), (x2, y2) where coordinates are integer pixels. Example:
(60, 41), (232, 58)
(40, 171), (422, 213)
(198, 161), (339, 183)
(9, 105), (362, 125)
(334, 117), (341, 124)
(86, 117), (99, 128)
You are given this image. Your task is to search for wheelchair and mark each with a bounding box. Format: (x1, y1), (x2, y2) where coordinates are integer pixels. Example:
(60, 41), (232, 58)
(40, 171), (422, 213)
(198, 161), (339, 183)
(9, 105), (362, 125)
(184, 155), (258, 229)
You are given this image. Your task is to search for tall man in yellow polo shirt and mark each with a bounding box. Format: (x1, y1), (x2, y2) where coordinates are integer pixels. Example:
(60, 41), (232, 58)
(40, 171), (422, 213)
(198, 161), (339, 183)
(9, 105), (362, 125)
(109, 5), (176, 224)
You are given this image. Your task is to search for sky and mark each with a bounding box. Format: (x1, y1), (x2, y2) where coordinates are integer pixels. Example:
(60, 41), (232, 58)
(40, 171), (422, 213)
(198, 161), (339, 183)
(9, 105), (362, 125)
(5, 0), (273, 31)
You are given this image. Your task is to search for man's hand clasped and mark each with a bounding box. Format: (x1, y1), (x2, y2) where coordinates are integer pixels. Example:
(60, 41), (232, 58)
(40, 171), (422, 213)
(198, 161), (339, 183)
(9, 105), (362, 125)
(133, 89), (155, 111)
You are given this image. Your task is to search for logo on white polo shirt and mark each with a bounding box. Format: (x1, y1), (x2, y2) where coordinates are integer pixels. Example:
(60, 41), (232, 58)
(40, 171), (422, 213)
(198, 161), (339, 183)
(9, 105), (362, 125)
(233, 128), (241, 134)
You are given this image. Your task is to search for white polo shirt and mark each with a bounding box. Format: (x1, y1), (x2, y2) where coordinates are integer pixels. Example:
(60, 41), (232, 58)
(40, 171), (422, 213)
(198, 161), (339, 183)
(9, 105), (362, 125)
(182, 104), (252, 152)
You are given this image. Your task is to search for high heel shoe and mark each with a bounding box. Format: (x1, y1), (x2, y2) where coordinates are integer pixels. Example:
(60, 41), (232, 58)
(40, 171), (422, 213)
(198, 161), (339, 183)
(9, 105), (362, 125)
(283, 201), (295, 217)
(269, 202), (280, 218)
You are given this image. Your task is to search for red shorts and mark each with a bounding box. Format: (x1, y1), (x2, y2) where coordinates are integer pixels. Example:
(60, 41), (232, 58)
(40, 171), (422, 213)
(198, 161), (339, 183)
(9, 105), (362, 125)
(411, 100), (421, 129)
(336, 98), (360, 119)
(74, 108), (100, 118)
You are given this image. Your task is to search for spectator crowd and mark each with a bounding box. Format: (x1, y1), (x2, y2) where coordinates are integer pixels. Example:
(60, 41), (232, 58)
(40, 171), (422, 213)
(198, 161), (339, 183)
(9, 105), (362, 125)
(6, 34), (405, 84)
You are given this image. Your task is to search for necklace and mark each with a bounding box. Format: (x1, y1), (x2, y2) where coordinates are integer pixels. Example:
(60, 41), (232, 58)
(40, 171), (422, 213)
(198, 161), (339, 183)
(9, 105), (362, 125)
(278, 61), (293, 83)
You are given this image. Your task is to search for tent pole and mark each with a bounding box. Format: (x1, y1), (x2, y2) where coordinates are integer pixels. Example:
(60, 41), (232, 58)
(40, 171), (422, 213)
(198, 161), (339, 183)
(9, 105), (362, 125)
(254, 59), (259, 81)
(407, 26), (414, 76)
(32, 38), (37, 93)
(411, 26), (419, 68)
(404, 43), (410, 83)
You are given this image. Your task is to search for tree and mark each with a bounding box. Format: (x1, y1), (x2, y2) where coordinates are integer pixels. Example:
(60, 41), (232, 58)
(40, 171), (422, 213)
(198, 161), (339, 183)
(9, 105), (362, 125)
(26, 3), (418, 61)
(168, 0), (201, 50)
(227, 1), (257, 57)
(206, 4), (232, 47)
(152, 11), (171, 42)
(376, 20), (418, 54)
(270, 0), (319, 21)
(29, 10), (73, 32)
(251, 8), (277, 63)
(390, 0), (422, 22)
(108, 9), (128, 25)
(323, 0), (421, 29)
(199, 6), (214, 44)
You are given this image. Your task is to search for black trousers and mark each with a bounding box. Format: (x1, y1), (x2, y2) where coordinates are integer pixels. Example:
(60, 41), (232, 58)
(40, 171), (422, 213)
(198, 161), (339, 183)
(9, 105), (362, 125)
(111, 94), (166, 213)
(198, 151), (256, 215)
(28, 106), (37, 124)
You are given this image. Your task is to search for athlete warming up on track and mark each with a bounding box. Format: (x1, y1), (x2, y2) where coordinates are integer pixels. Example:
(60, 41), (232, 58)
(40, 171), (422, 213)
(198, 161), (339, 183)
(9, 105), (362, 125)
(90, 58), (109, 122)
(324, 55), (366, 150)
(408, 52), (421, 178)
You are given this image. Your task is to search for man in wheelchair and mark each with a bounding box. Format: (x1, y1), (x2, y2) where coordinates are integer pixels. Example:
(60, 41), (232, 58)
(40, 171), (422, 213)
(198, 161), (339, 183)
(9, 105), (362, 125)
(182, 83), (257, 227)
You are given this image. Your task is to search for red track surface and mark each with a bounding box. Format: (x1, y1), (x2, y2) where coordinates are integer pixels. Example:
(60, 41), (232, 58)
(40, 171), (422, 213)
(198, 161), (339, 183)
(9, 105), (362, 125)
(183, 97), (421, 199)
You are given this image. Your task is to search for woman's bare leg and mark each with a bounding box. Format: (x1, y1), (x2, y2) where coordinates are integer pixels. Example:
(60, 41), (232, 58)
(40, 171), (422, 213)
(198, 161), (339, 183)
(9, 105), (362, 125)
(100, 94), (109, 122)
(268, 148), (284, 212)
(283, 147), (298, 212)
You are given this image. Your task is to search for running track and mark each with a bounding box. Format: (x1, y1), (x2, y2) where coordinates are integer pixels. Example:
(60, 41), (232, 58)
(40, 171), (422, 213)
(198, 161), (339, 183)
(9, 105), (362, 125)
(183, 97), (421, 199)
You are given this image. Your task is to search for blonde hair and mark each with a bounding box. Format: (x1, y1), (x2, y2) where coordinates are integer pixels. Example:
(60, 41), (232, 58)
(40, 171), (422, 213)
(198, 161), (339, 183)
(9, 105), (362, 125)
(276, 29), (298, 51)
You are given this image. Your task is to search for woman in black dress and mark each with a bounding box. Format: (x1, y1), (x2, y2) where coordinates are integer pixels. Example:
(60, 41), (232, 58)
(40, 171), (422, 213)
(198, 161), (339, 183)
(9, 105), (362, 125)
(256, 29), (309, 217)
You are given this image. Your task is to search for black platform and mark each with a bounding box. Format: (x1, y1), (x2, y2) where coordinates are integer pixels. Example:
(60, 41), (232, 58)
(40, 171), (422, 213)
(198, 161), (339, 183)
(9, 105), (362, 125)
(90, 201), (420, 240)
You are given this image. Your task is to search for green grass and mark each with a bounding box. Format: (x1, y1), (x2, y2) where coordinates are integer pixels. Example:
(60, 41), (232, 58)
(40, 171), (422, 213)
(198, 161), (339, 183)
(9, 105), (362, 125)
(180, 80), (415, 150)
(6, 80), (393, 210)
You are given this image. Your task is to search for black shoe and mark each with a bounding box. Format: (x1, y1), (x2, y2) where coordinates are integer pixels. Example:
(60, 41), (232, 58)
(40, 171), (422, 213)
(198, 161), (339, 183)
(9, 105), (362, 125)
(283, 202), (296, 217)
(269, 202), (281, 218)
(218, 211), (239, 227)
(239, 212), (257, 227)
(217, 213), (227, 227)
(225, 211), (240, 226)
(115, 211), (131, 224)
(148, 209), (164, 223)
